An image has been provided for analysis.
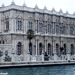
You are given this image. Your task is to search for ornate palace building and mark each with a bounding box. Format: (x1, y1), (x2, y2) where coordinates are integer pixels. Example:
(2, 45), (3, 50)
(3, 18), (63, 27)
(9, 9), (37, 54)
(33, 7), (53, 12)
(0, 1), (75, 62)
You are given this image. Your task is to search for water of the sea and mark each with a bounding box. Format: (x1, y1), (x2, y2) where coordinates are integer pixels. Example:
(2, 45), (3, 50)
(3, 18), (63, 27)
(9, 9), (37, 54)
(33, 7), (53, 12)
(0, 65), (75, 75)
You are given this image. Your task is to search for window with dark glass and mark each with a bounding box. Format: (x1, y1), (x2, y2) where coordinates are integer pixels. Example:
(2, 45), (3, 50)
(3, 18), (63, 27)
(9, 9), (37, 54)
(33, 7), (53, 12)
(17, 42), (22, 55)
(0, 40), (4, 44)
(64, 44), (66, 55)
(60, 26), (66, 34)
(29, 22), (32, 29)
(29, 42), (32, 55)
(71, 44), (74, 55)
(39, 23), (42, 32)
(56, 25), (59, 34)
(70, 27), (74, 35)
(6, 21), (9, 30)
(56, 44), (59, 55)
(0, 41), (1, 44)
(46, 24), (50, 33)
(39, 43), (42, 55)
(48, 43), (51, 55)
(17, 21), (22, 30)
(3, 41), (4, 44)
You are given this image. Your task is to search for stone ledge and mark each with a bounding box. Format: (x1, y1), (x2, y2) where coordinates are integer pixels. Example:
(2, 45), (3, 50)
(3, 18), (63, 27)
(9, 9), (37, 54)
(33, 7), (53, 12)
(0, 60), (75, 68)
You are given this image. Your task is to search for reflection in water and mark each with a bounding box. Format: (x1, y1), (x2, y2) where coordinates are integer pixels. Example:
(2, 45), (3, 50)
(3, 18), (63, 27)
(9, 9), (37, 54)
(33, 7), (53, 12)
(0, 65), (75, 75)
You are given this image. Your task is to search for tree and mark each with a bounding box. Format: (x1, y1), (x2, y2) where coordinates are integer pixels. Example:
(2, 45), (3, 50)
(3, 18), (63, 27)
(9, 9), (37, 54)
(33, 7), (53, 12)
(4, 55), (11, 62)
(27, 29), (34, 43)
(27, 29), (34, 54)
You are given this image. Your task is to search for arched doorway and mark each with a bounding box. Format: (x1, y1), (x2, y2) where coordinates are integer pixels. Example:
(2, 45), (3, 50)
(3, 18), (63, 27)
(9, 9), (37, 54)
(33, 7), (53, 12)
(48, 43), (51, 55)
(71, 44), (74, 55)
(17, 42), (22, 55)
(64, 44), (66, 55)
(29, 42), (32, 55)
(39, 43), (42, 55)
(56, 43), (59, 55)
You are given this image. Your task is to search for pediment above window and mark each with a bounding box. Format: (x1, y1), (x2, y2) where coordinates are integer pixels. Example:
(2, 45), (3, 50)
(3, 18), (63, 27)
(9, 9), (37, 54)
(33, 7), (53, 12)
(16, 14), (23, 19)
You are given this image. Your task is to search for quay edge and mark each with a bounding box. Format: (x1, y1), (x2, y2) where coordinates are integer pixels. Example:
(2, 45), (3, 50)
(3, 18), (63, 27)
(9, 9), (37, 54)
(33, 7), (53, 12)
(0, 61), (75, 68)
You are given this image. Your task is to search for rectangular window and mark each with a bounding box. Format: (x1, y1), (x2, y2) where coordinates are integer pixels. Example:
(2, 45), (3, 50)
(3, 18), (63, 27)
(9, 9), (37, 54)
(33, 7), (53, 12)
(17, 21), (22, 30)
(60, 26), (66, 34)
(39, 23), (42, 32)
(56, 25), (59, 34)
(46, 24), (50, 33)
(29, 22), (32, 29)
(70, 27), (74, 35)
(6, 21), (9, 31)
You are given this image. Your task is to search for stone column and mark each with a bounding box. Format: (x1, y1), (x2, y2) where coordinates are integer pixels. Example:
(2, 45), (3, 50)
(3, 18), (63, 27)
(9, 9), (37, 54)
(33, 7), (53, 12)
(52, 22), (55, 34)
(53, 39), (55, 53)
(44, 21), (47, 34)
(9, 10), (16, 33)
(67, 42), (71, 61)
(74, 44), (75, 54)
(54, 22), (56, 34)
(12, 53), (15, 62)
(23, 19), (26, 34)
(27, 52), (30, 62)
(53, 39), (57, 60)
(23, 40), (26, 61)
(25, 20), (28, 33)
(35, 39), (38, 55)
(45, 40), (47, 52)
(67, 52), (71, 61)
(11, 41), (15, 62)
(0, 13), (1, 32)
(35, 20), (38, 34)
(54, 50), (57, 61)
(42, 50), (44, 62)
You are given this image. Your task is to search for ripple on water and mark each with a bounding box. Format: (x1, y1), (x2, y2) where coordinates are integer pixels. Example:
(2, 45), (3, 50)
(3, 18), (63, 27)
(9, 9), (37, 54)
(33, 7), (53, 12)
(0, 65), (75, 75)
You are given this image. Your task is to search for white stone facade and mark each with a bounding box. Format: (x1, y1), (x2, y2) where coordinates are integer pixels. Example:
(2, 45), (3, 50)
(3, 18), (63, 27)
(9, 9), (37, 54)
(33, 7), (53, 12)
(0, 2), (75, 63)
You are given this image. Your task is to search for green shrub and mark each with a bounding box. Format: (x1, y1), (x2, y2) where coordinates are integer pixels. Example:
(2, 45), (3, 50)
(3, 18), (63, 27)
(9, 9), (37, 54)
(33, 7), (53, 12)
(4, 55), (11, 62)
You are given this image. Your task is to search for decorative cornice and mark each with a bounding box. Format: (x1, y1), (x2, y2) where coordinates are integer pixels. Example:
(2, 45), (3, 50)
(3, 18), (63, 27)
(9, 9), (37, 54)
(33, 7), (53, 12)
(1, 3), (5, 7)
(0, 4), (75, 18)
(44, 6), (47, 10)
(34, 4), (38, 9)
(23, 1), (26, 7)
(59, 9), (63, 13)
(11, 0), (15, 5)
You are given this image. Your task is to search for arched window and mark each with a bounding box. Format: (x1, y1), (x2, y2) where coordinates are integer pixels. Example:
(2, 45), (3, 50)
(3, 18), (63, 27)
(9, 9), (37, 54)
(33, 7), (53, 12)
(39, 43), (42, 55)
(17, 42), (22, 55)
(29, 42), (32, 55)
(3, 40), (4, 44)
(71, 44), (74, 55)
(48, 43), (51, 55)
(64, 44), (66, 55)
(17, 21), (22, 30)
(56, 43), (59, 55)
(0, 41), (1, 44)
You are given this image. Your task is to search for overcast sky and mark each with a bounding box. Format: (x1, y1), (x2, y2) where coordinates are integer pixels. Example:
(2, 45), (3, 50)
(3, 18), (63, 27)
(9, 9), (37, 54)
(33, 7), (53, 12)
(0, 0), (75, 14)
